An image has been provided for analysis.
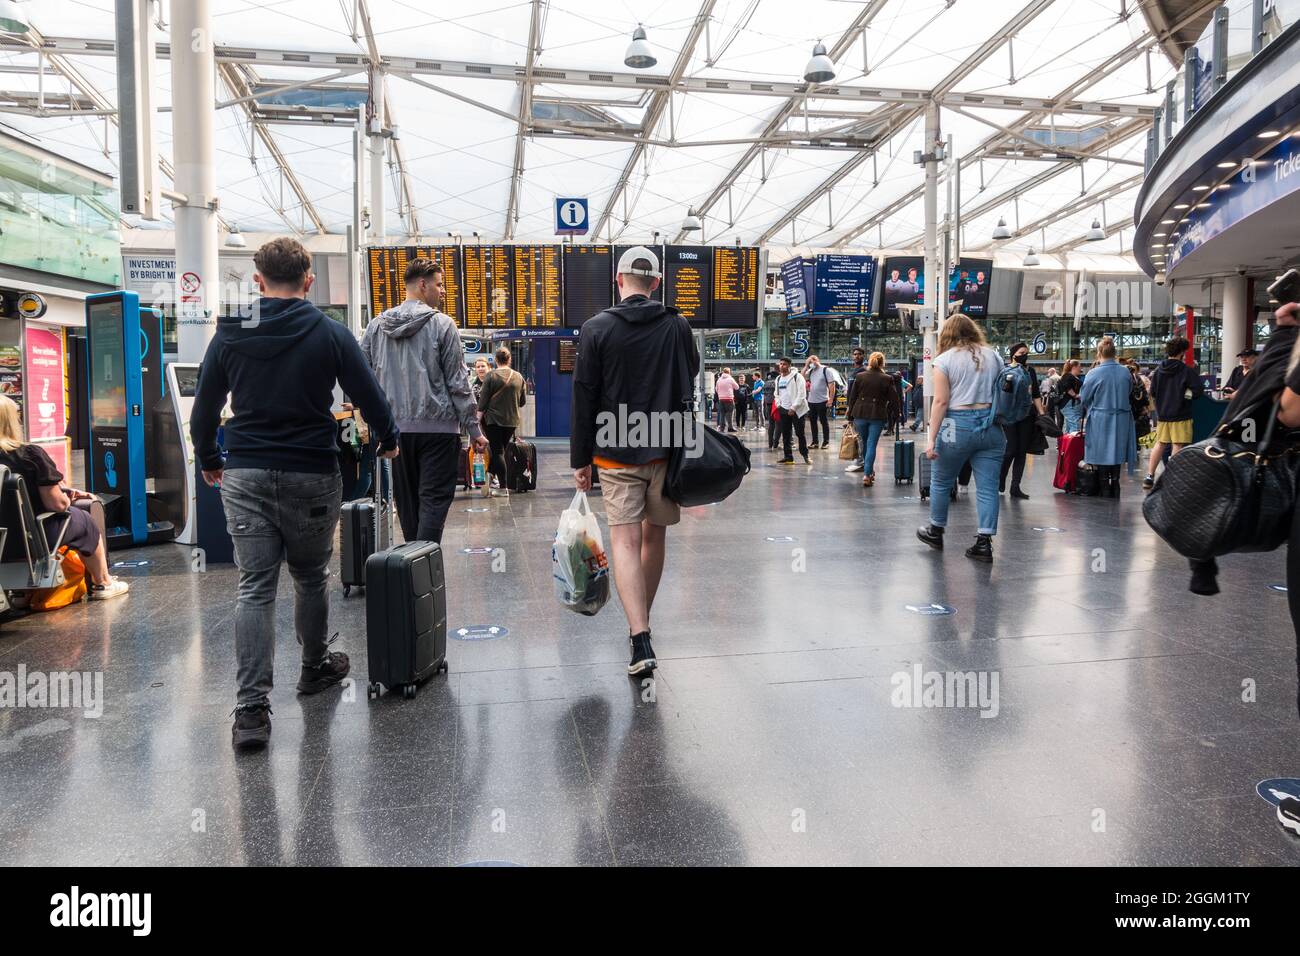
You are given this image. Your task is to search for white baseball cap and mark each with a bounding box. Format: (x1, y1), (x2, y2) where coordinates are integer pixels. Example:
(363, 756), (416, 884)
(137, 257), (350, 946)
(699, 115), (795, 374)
(616, 245), (661, 279)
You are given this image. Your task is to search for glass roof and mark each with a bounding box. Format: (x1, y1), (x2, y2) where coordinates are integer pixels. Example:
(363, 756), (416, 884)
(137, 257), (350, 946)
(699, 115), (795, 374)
(0, 0), (1172, 263)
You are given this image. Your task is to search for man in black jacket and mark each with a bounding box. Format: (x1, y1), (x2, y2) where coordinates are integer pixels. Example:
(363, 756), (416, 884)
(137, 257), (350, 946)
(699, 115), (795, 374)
(1143, 336), (1204, 489)
(191, 237), (399, 751)
(572, 246), (699, 677)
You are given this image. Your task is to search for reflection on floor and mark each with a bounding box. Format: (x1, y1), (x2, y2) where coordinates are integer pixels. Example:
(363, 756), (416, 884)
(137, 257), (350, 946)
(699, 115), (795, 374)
(1, 429), (1297, 865)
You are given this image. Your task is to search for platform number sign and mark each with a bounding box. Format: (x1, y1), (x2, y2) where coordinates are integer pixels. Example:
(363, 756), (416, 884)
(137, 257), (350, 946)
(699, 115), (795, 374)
(1032, 332), (1047, 354)
(791, 329), (810, 358)
(726, 332), (742, 355)
(555, 197), (589, 236)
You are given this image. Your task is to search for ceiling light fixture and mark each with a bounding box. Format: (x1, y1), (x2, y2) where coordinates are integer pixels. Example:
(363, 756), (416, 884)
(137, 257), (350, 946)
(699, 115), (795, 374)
(0, 0), (29, 34)
(225, 225), (247, 249)
(992, 217), (1011, 240)
(803, 41), (835, 84)
(624, 25), (657, 70)
(1085, 219), (1105, 242)
(1023, 247), (1040, 267)
(680, 209), (703, 232)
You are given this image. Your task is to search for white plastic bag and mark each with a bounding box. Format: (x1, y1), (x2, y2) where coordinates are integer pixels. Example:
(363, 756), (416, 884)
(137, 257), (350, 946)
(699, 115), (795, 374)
(552, 491), (610, 616)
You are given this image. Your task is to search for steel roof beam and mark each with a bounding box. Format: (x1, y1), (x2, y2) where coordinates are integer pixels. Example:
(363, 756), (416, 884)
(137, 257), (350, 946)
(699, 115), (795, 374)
(504, 0), (545, 239)
(356, 0), (419, 236)
(759, 0), (1059, 246)
(591, 0), (718, 242)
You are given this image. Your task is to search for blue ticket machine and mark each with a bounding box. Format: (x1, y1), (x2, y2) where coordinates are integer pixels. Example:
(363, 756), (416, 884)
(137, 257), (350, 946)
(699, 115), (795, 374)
(84, 291), (174, 547)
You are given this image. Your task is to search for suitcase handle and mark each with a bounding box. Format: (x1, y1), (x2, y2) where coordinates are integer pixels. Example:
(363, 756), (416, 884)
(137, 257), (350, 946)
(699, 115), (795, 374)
(374, 455), (394, 551)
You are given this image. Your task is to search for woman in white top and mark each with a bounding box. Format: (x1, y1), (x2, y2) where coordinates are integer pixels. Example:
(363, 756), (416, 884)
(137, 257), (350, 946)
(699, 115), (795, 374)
(916, 314), (1008, 562)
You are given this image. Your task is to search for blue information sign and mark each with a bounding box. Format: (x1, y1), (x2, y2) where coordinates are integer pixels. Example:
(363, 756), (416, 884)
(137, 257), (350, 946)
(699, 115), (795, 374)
(813, 254), (877, 315)
(555, 197), (589, 236)
(780, 256), (813, 316)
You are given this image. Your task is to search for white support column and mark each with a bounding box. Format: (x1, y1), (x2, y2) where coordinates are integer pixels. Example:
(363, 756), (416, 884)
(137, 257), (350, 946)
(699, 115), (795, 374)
(171, 0), (219, 363)
(369, 130), (386, 240)
(349, 109), (366, 336)
(1220, 274), (1250, 388)
(922, 101), (941, 408)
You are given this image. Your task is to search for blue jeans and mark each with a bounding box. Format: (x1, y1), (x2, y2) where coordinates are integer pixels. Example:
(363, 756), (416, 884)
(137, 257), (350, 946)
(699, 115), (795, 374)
(1061, 401), (1083, 434)
(928, 409), (1007, 536)
(221, 468), (343, 708)
(853, 418), (887, 474)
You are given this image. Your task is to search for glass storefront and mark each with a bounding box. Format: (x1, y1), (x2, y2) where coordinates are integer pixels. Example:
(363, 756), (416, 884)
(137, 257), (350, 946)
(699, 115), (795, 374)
(0, 141), (121, 286)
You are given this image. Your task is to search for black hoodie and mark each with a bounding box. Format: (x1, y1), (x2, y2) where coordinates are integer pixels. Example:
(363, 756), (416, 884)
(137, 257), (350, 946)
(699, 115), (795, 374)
(570, 295), (699, 468)
(1149, 357), (1204, 421)
(191, 297), (398, 474)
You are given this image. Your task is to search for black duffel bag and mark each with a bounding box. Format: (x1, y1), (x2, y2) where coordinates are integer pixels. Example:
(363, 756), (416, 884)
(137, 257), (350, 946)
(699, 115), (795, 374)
(665, 418), (751, 507)
(1142, 397), (1300, 559)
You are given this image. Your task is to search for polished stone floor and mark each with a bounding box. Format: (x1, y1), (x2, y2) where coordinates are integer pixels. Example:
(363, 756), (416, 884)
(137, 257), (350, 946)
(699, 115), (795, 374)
(1, 426), (1298, 866)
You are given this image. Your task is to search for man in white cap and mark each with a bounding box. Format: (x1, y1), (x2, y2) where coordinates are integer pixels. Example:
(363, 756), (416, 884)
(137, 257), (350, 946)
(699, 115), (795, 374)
(572, 246), (699, 677)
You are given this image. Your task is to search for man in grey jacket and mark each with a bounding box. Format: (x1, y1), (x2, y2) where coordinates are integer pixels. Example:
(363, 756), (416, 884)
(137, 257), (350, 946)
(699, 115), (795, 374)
(361, 257), (487, 542)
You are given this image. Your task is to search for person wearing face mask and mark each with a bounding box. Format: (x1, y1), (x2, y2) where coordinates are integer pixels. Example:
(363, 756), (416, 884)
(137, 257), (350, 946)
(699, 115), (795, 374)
(998, 342), (1044, 499)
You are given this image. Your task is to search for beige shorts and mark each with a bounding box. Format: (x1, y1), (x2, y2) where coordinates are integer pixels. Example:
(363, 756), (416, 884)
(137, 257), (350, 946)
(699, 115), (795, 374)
(1154, 418), (1193, 445)
(598, 460), (681, 527)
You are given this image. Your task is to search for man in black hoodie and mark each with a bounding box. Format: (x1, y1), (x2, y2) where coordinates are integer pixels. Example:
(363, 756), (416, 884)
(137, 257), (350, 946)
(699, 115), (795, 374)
(1143, 336), (1204, 490)
(571, 246), (699, 677)
(191, 238), (399, 751)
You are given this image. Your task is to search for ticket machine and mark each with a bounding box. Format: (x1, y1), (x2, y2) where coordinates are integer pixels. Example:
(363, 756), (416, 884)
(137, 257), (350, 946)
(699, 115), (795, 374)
(154, 362), (199, 544)
(83, 291), (174, 547)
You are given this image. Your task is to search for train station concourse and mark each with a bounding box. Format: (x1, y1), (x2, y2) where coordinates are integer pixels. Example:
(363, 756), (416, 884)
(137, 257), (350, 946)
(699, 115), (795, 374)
(0, 0), (1299, 891)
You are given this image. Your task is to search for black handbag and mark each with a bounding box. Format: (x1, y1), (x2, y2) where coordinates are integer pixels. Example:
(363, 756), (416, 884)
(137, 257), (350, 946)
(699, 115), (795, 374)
(1036, 413), (1062, 439)
(1142, 397), (1300, 559)
(665, 419), (751, 507)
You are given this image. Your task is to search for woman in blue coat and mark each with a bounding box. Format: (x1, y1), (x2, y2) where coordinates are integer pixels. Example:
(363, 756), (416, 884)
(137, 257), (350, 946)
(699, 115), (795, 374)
(1079, 337), (1137, 475)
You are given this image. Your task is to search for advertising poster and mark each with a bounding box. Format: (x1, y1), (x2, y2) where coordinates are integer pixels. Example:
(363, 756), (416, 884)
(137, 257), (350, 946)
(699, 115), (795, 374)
(0, 344), (22, 420)
(24, 324), (66, 442)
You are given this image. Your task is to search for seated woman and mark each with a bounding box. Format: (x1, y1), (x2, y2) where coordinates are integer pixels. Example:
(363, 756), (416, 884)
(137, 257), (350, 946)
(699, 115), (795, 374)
(0, 396), (128, 599)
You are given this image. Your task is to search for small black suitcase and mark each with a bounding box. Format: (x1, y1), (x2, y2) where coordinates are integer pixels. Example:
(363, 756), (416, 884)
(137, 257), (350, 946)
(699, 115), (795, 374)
(508, 438), (537, 492)
(365, 541), (448, 699)
(894, 439), (915, 484)
(917, 449), (932, 499)
(340, 458), (393, 596)
(1076, 463), (1101, 497)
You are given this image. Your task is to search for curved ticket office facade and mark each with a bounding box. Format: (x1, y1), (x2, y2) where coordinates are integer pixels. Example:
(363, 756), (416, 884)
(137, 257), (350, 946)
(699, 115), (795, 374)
(1135, 9), (1300, 374)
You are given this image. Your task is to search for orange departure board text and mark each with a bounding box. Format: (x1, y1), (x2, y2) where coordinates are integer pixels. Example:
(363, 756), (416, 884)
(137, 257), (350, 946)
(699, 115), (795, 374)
(367, 245), (463, 324)
(664, 245), (712, 328)
(463, 245), (514, 328)
(712, 246), (760, 328)
(512, 245), (562, 327)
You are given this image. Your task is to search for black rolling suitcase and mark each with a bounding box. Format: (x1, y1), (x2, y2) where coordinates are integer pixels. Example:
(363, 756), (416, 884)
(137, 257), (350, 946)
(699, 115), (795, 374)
(918, 449), (933, 499)
(340, 457), (393, 596)
(894, 439), (915, 484)
(365, 541), (448, 699)
(509, 437), (537, 492)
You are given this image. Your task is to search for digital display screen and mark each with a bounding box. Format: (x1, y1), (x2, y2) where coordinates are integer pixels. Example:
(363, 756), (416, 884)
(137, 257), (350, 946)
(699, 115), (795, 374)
(780, 257), (813, 316)
(368, 246), (463, 324)
(173, 365), (200, 398)
(712, 246), (760, 329)
(613, 245), (664, 302)
(664, 245), (712, 328)
(949, 258), (993, 317)
(881, 256), (925, 318)
(512, 245), (563, 327)
(464, 245), (515, 328)
(563, 245), (614, 328)
(813, 254), (877, 315)
(88, 298), (126, 428)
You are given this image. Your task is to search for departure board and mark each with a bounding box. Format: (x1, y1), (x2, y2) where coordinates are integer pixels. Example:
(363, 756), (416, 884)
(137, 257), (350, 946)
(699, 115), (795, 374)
(813, 254), (877, 315)
(613, 244), (663, 302)
(367, 245), (463, 324)
(463, 245), (514, 328)
(512, 245), (562, 327)
(712, 246), (760, 328)
(563, 245), (614, 327)
(664, 245), (712, 328)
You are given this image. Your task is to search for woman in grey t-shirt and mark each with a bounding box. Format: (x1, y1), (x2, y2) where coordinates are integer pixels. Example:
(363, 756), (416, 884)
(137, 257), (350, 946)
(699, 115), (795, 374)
(916, 314), (1008, 562)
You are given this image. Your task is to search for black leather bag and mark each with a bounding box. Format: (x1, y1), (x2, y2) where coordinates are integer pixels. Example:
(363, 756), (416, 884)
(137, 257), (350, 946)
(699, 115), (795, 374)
(1142, 398), (1300, 559)
(665, 420), (752, 507)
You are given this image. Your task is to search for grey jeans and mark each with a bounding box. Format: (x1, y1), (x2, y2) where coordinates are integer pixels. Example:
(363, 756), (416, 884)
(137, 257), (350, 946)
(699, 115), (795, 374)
(221, 468), (342, 708)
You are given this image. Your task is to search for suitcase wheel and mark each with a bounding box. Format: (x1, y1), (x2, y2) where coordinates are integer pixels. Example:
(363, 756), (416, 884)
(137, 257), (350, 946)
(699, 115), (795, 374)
(402, 684), (417, 700)
(343, 585), (350, 597)
(367, 682), (381, 700)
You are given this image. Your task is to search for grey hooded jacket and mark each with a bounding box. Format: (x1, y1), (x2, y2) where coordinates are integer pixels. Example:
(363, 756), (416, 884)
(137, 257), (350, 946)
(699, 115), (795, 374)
(360, 299), (483, 438)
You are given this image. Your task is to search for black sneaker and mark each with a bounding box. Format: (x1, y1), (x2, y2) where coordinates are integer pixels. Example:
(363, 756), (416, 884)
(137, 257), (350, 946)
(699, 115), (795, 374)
(1142, 474), (1155, 490)
(231, 703), (272, 751)
(917, 525), (944, 550)
(297, 650), (351, 694)
(820, 441), (830, 449)
(1010, 488), (1030, 500)
(1277, 795), (1300, 837)
(628, 631), (657, 677)
(966, 534), (994, 562)
(802, 455), (812, 465)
